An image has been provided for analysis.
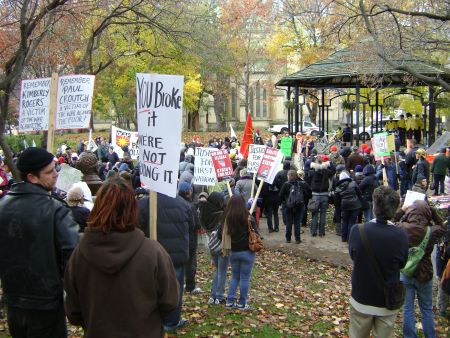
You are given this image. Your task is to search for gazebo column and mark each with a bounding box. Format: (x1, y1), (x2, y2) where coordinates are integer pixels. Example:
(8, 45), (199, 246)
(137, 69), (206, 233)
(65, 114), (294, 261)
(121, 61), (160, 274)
(294, 86), (299, 134)
(375, 91), (379, 133)
(428, 86), (436, 145)
(287, 86), (291, 134)
(355, 83), (360, 146)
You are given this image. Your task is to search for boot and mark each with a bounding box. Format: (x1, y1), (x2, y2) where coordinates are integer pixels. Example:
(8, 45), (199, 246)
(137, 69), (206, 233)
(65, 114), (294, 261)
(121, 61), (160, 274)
(335, 223), (342, 236)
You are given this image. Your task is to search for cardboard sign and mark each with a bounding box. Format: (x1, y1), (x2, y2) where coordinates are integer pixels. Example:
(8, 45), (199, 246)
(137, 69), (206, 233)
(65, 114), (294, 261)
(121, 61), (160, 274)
(56, 75), (95, 130)
(247, 144), (266, 173)
(136, 73), (184, 198)
(257, 147), (284, 184)
(210, 149), (233, 181)
(193, 147), (217, 186)
(370, 138), (390, 161)
(373, 132), (390, 157)
(55, 164), (83, 193)
(280, 136), (293, 157)
(403, 190), (426, 208)
(111, 125), (139, 159)
(19, 78), (51, 132)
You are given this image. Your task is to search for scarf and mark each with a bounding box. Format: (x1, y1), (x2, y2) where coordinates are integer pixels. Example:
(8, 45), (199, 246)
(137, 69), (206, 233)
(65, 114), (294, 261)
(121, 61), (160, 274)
(221, 220), (231, 257)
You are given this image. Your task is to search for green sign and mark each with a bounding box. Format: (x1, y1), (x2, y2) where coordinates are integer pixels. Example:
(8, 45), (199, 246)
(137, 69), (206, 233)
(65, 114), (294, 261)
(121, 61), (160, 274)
(280, 137), (293, 157)
(373, 132), (390, 157)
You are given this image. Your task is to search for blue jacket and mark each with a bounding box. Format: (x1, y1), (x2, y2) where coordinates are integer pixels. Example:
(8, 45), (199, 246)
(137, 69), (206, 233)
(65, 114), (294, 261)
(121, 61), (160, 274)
(376, 163), (398, 190)
(138, 193), (191, 266)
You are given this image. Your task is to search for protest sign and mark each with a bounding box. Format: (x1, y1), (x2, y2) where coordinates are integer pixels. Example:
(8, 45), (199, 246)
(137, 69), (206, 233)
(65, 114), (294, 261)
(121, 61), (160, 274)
(19, 78), (51, 132)
(387, 134), (395, 152)
(193, 147), (216, 186)
(111, 125), (139, 159)
(136, 73), (184, 198)
(373, 132), (390, 157)
(280, 136), (293, 157)
(210, 149), (234, 181)
(370, 138), (390, 161)
(257, 147), (284, 184)
(247, 144), (266, 173)
(55, 164), (83, 193)
(56, 75), (95, 130)
(403, 190), (426, 208)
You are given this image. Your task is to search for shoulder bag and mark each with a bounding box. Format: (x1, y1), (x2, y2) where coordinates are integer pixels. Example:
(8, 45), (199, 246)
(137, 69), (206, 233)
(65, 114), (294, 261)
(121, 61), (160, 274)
(401, 226), (431, 277)
(248, 217), (263, 252)
(358, 224), (405, 310)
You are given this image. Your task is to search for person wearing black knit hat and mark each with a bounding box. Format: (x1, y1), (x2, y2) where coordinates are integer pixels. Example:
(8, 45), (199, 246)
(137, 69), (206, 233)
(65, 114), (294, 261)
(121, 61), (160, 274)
(0, 147), (79, 337)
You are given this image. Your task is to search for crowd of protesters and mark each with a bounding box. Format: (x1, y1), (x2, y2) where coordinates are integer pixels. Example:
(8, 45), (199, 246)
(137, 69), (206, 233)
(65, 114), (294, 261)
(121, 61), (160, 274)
(0, 124), (449, 337)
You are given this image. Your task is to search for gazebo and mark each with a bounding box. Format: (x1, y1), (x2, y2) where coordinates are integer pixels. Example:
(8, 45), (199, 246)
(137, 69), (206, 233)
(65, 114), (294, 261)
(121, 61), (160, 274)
(275, 49), (450, 146)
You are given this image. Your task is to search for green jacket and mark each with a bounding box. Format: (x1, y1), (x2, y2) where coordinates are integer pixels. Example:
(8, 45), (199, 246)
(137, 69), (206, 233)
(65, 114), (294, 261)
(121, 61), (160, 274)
(431, 154), (450, 176)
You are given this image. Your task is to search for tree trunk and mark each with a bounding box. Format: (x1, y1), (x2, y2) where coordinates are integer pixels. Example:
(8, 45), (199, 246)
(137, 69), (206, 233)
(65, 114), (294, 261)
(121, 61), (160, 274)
(214, 91), (226, 131)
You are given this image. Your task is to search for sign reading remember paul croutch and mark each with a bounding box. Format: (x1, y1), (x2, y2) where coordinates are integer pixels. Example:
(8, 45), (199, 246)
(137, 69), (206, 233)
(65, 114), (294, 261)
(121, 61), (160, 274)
(136, 73), (184, 198)
(247, 144), (266, 173)
(193, 147), (217, 186)
(19, 78), (51, 132)
(56, 75), (95, 130)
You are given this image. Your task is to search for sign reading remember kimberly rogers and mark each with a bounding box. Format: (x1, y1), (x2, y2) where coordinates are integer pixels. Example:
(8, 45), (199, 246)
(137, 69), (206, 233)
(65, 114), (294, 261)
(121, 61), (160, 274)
(19, 78), (51, 132)
(136, 73), (184, 198)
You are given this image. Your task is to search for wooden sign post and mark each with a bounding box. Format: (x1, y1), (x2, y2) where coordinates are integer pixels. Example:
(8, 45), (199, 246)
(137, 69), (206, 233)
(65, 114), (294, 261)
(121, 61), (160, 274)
(149, 191), (158, 240)
(46, 73), (58, 153)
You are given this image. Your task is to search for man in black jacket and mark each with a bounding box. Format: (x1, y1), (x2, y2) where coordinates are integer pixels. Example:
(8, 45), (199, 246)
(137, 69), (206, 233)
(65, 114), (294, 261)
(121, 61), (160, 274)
(138, 189), (193, 333)
(0, 147), (79, 337)
(348, 186), (408, 337)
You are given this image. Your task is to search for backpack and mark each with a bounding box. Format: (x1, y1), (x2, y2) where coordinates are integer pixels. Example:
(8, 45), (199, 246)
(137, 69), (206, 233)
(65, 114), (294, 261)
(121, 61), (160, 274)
(286, 182), (304, 209)
(401, 226), (430, 277)
(208, 229), (222, 256)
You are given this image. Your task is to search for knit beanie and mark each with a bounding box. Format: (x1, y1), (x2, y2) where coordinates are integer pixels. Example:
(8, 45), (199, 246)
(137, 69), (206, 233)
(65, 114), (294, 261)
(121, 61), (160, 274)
(17, 147), (55, 173)
(178, 181), (192, 193)
(355, 165), (363, 173)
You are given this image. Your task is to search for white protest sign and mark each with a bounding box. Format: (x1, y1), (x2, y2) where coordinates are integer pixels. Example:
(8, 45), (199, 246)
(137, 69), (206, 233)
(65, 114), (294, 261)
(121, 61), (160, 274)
(136, 73), (184, 198)
(193, 147), (216, 186)
(247, 144), (266, 173)
(56, 75), (95, 129)
(19, 78), (51, 132)
(111, 125), (139, 159)
(403, 190), (426, 208)
(256, 147), (284, 184)
(55, 164), (83, 193)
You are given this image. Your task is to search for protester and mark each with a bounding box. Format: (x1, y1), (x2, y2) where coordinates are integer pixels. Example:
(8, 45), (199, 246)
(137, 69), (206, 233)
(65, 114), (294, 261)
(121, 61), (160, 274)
(395, 200), (446, 338)
(398, 114), (407, 146)
(261, 180), (280, 233)
(335, 171), (362, 242)
(347, 146), (365, 171)
(412, 148), (429, 186)
(106, 146), (119, 166)
(64, 178), (178, 337)
(411, 174), (428, 195)
(77, 139), (85, 155)
(342, 124), (352, 144)
(0, 147), (79, 337)
(233, 158), (247, 183)
(178, 182), (202, 294)
(274, 161), (291, 227)
(331, 164), (346, 236)
(308, 155), (332, 237)
(219, 195), (258, 310)
(431, 148), (450, 195)
(329, 145), (345, 166)
(376, 157), (398, 191)
(198, 192), (229, 305)
(67, 186), (91, 233)
(353, 165), (364, 185)
(348, 186), (408, 338)
(292, 132), (305, 169)
(234, 169), (253, 203)
(138, 189), (192, 332)
(358, 165), (378, 222)
(436, 207), (450, 317)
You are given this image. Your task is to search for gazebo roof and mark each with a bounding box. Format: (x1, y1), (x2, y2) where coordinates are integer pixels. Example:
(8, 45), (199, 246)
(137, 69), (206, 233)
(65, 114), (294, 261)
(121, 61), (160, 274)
(276, 49), (450, 88)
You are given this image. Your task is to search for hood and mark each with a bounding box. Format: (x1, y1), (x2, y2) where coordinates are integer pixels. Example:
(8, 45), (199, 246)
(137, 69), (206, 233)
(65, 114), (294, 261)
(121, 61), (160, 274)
(403, 200), (431, 226)
(336, 178), (352, 189)
(283, 160), (291, 170)
(363, 165), (375, 175)
(310, 161), (330, 170)
(79, 228), (145, 275)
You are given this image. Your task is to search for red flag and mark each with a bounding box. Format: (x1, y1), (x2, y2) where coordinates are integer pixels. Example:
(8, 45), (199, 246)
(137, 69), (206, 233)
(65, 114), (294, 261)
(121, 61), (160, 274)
(240, 113), (253, 158)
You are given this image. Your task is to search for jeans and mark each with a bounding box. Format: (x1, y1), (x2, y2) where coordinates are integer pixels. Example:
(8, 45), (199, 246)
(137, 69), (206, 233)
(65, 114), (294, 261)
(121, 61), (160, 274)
(363, 202), (373, 223)
(311, 195), (328, 236)
(227, 250), (256, 306)
(286, 205), (304, 241)
(265, 203), (279, 231)
(7, 303), (67, 338)
(185, 239), (198, 292)
(210, 254), (229, 301)
(163, 265), (185, 327)
(400, 273), (435, 338)
(433, 174), (445, 195)
(342, 209), (359, 241)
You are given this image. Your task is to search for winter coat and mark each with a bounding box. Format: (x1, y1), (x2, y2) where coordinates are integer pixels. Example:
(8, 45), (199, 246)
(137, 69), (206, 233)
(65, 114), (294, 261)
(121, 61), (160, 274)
(198, 192), (225, 233)
(329, 152), (345, 166)
(70, 206), (91, 233)
(404, 147), (418, 175)
(431, 153), (450, 176)
(138, 194), (191, 266)
(261, 182), (281, 207)
(0, 182), (79, 310)
(412, 158), (430, 184)
(395, 201), (446, 282)
(358, 174), (378, 202)
(334, 178), (362, 211)
(179, 157), (194, 175)
(309, 162), (332, 194)
(376, 163), (398, 190)
(234, 176), (253, 202)
(64, 228), (179, 338)
(279, 179), (312, 206)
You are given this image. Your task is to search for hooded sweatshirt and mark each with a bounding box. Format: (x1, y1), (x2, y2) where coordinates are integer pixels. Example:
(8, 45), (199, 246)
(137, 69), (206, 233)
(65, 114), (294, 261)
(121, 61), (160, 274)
(64, 228), (179, 338)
